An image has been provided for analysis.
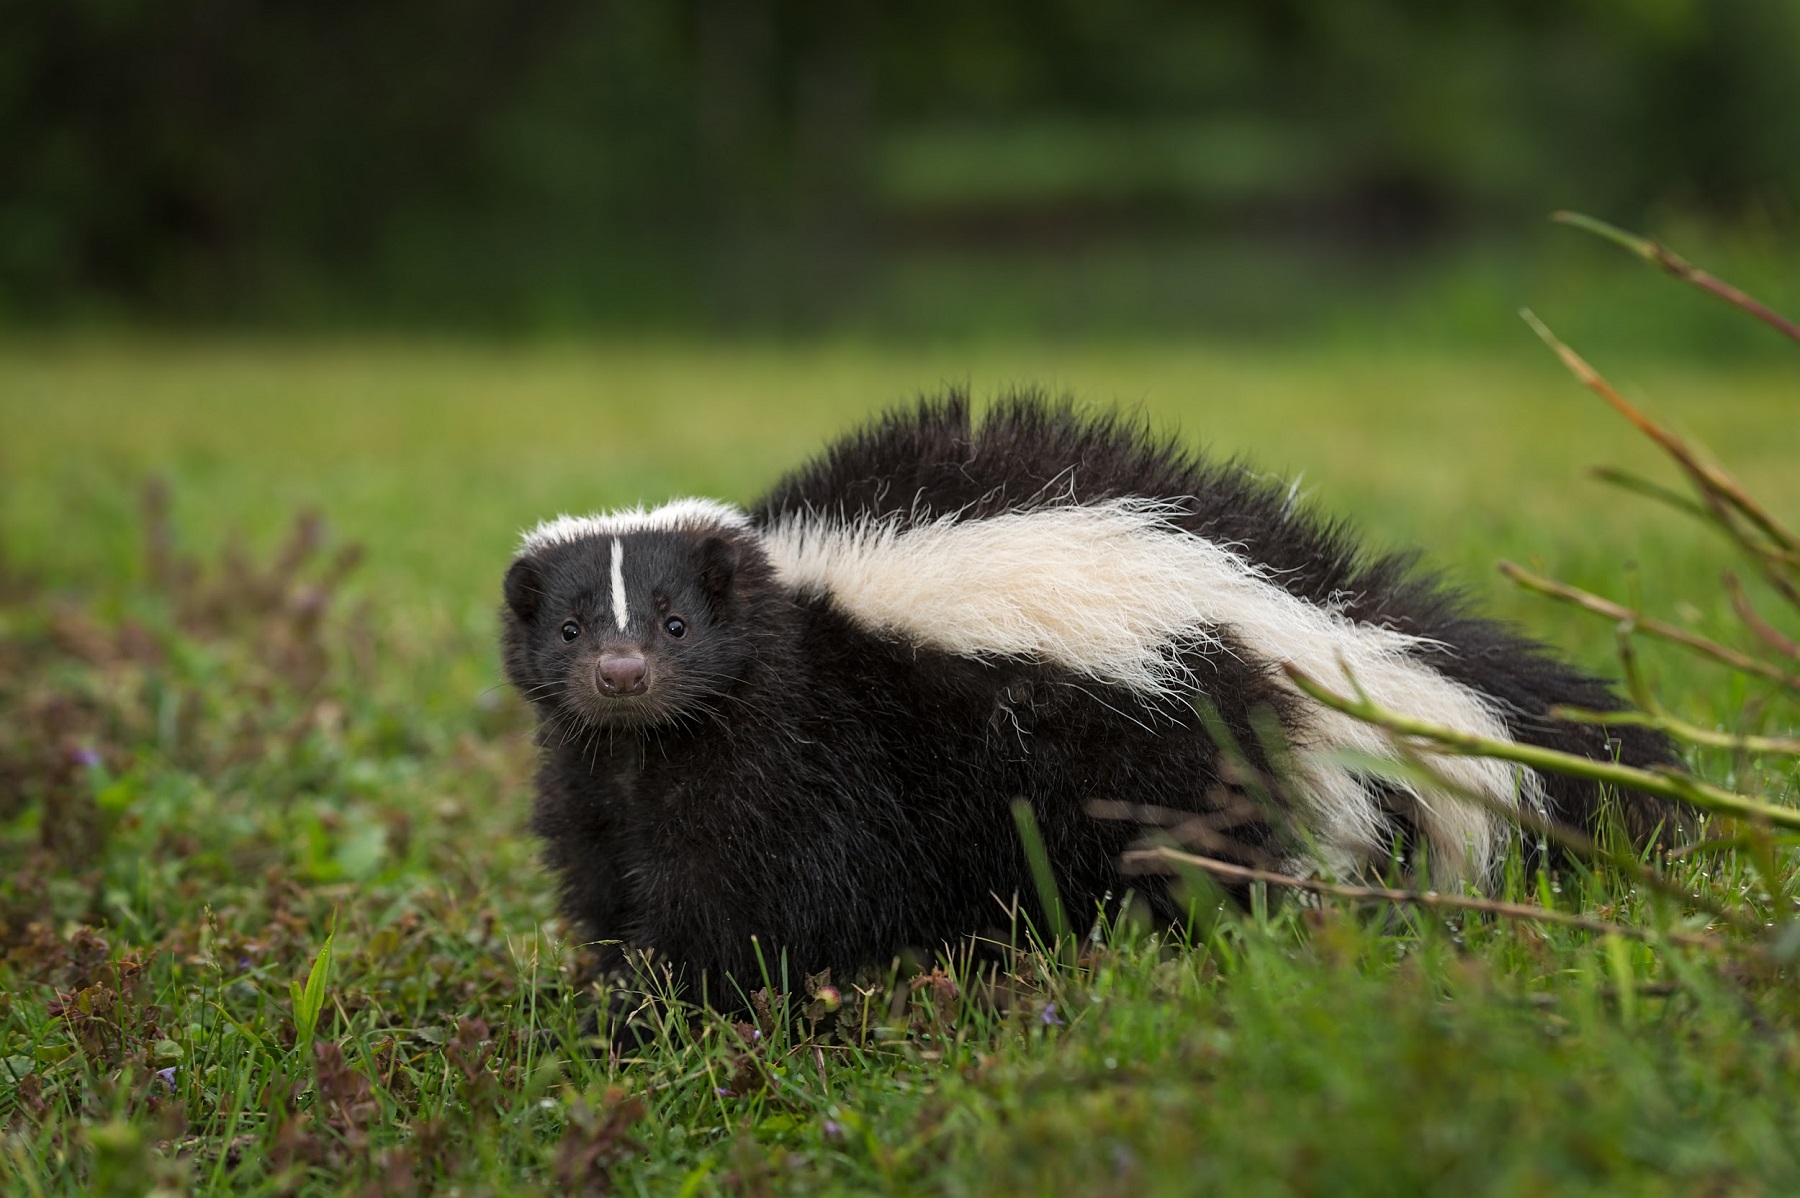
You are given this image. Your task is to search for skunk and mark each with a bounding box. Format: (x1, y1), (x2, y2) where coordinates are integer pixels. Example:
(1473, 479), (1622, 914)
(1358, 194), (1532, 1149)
(501, 394), (1676, 999)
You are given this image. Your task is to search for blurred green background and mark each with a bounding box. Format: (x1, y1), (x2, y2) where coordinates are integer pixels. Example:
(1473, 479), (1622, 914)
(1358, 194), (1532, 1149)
(4, 0), (1798, 351)
(4, 15), (1800, 1192)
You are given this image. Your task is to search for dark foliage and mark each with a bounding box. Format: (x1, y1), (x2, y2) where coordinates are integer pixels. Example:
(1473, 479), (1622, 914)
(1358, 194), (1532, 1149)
(4, 0), (1797, 324)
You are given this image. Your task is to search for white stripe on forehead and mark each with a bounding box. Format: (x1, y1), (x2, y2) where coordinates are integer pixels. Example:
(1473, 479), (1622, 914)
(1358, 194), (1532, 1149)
(610, 538), (628, 630)
(520, 498), (751, 553)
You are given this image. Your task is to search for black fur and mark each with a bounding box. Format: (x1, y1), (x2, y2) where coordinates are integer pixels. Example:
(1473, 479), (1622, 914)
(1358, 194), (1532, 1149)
(502, 392), (1679, 1005)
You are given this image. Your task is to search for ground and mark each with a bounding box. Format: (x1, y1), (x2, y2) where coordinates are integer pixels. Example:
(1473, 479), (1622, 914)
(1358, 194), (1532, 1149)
(1, 338), (1797, 1195)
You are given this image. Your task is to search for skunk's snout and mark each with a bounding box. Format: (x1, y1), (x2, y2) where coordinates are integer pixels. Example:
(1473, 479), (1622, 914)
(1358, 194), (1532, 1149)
(596, 654), (648, 697)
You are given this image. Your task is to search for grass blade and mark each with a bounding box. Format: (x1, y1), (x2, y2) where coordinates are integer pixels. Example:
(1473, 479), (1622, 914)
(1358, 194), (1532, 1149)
(290, 916), (337, 1057)
(1011, 799), (1073, 966)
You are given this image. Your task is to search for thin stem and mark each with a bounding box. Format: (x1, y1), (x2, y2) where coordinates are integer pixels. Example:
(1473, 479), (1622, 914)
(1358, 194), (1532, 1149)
(1325, 746), (1755, 931)
(1551, 706), (1800, 758)
(1589, 465), (1717, 527)
(1283, 663), (1800, 832)
(1724, 571), (1800, 661)
(1520, 308), (1800, 560)
(1612, 622), (1659, 713)
(1122, 846), (1724, 950)
(1498, 560), (1800, 693)
(1551, 212), (1800, 346)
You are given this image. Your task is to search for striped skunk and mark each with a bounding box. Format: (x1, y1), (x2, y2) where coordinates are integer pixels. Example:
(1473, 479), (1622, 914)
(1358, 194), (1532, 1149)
(501, 394), (1676, 1001)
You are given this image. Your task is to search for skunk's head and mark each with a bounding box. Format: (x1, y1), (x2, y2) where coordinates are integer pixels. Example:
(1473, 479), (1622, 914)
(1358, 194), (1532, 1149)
(500, 500), (773, 731)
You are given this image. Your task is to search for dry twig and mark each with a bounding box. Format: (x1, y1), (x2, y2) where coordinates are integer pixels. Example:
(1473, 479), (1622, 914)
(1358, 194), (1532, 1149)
(1724, 571), (1800, 661)
(1122, 845), (1722, 950)
(1552, 212), (1800, 346)
(1520, 309), (1800, 592)
(1334, 744), (1760, 932)
(1498, 560), (1800, 692)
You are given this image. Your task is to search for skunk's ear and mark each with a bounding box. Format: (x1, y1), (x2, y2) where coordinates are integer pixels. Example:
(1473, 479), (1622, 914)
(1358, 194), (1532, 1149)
(696, 536), (739, 598)
(503, 556), (544, 622)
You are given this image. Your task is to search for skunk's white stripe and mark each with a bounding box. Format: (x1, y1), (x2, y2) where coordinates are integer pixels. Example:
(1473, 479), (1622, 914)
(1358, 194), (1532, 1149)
(610, 537), (628, 630)
(522, 499), (750, 553)
(763, 499), (1541, 880)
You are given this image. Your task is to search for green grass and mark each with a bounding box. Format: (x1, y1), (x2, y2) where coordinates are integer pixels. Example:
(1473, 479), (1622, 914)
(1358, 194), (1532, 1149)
(2, 337), (1798, 1195)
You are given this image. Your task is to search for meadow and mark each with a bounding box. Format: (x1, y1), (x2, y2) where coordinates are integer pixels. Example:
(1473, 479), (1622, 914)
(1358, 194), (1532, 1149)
(2, 335), (1798, 1195)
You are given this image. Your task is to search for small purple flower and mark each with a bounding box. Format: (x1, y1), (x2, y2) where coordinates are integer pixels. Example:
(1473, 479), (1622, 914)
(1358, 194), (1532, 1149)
(155, 1067), (178, 1091)
(822, 1119), (845, 1141)
(71, 747), (102, 769)
(1039, 1003), (1063, 1027)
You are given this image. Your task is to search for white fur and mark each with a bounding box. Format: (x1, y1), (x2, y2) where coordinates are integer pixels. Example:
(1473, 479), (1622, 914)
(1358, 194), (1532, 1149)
(762, 499), (1541, 881)
(610, 538), (628, 630)
(521, 499), (751, 553)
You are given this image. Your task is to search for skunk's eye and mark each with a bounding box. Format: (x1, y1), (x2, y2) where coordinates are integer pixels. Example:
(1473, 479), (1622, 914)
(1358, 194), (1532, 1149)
(560, 621), (581, 642)
(664, 616), (687, 639)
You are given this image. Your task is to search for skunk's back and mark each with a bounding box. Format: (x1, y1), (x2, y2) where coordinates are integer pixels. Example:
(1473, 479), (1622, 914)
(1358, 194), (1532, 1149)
(752, 391), (1683, 862)
(756, 391), (1426, 630)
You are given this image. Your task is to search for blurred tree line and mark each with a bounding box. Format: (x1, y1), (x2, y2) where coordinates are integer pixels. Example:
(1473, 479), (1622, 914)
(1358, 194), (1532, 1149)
(2, 0), (1796, 331)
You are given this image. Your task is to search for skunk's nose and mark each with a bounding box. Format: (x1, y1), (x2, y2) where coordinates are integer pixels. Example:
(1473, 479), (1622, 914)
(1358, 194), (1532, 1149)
(596, 655), (647, 696)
